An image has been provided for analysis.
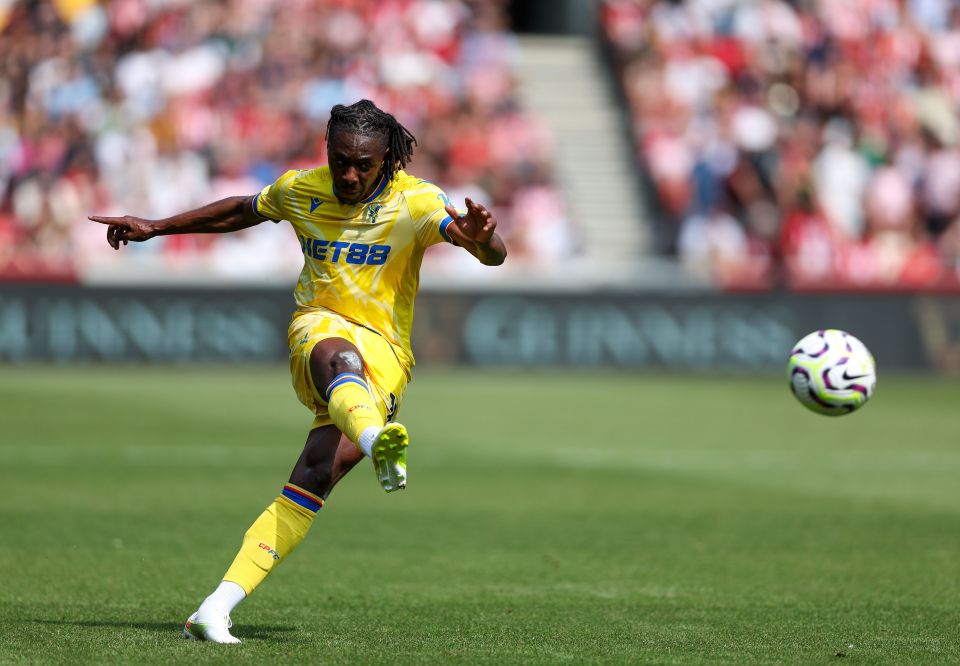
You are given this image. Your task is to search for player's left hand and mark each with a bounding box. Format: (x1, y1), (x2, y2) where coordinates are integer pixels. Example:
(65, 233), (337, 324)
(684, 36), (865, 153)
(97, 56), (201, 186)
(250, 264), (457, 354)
(445, 198), (497, 246)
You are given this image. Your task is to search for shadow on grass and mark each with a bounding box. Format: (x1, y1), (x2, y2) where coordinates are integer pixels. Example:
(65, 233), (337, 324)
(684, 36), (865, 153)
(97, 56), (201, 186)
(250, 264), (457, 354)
(34, 619), (297, 641)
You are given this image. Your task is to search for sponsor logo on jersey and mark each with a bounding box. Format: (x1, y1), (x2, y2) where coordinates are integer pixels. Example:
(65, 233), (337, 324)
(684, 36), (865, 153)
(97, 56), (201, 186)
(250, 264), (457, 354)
(298, 235), (391, 265)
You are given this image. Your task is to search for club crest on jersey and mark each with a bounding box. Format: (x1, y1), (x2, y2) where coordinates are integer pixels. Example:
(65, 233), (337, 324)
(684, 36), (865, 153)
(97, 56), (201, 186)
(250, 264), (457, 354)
(310, 197), (323, 213)
(365, 203), (384, 224)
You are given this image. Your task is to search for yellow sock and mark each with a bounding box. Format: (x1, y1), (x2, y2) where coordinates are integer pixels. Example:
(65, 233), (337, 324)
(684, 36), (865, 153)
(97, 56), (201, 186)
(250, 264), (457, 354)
(326, 372), (383, 443)
(221, 484), (323, 595)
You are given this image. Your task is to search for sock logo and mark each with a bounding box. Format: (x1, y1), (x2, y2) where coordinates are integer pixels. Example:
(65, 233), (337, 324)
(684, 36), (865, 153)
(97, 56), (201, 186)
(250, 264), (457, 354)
(347, 405), (372, 413)
(258, 542), (280, 560)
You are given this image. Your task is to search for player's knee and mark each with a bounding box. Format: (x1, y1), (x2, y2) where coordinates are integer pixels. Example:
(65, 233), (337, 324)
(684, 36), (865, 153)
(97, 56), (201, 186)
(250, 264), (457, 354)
(309, 341), (365, 393)
(327, 349), (364, 377)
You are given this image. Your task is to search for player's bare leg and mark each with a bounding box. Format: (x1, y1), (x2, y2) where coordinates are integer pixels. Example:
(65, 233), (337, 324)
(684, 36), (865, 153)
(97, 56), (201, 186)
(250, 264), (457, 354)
(288, 426), (364, 500)
(309, 338), (409, 492)
(185, 338), (407, 643)
(185, 427), (358, 644)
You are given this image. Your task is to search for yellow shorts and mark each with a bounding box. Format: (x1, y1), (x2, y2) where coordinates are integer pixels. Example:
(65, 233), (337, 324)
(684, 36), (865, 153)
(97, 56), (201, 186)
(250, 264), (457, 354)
(288, 308), (409, 430)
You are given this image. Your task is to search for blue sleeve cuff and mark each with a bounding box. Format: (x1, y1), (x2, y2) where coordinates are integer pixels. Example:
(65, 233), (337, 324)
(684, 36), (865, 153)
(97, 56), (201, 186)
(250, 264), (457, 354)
(439, 215), (454, 243)
(252, 192), (280, 222)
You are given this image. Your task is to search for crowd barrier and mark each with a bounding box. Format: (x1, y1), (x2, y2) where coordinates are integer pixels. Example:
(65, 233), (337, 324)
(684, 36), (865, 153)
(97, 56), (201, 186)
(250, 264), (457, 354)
(1, 285), (957, 373)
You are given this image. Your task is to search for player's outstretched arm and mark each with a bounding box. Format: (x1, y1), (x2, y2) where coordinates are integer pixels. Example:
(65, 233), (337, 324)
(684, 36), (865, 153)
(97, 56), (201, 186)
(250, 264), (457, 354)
(89, 195), (263, 250)
(444, 198), (507, 266)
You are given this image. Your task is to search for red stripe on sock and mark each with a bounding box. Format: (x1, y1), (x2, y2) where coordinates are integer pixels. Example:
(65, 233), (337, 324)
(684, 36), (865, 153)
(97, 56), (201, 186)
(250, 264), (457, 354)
(283, 484), (324, 507)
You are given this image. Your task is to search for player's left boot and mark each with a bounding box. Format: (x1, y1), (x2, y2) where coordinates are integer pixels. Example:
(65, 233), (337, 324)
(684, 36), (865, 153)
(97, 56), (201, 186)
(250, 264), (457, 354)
(371, 422), (408, 492)
(183, 610), (241, 644)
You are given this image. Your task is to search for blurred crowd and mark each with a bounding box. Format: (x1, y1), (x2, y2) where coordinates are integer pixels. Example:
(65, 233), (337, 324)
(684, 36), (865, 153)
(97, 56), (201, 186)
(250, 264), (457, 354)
(0, 0), (568, 281)
(602, 0), (960, 289)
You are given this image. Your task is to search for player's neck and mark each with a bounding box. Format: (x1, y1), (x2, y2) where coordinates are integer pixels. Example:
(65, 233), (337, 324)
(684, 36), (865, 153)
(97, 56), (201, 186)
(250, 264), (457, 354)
(335, 173), (388, 205)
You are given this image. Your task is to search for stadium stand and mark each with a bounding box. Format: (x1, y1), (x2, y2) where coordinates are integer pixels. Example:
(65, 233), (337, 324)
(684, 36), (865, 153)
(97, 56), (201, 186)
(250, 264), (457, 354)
(0, 0), (571, 281)
(601, 0), (960, 290)
(515, 35), (647, 267)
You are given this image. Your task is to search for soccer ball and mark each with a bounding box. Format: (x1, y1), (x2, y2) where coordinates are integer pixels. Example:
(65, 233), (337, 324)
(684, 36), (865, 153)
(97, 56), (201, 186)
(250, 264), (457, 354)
(787, 329), (877, 416)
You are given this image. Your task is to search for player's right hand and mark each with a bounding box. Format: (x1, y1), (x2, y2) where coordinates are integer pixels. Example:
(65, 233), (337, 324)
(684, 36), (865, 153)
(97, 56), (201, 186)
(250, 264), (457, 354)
(88, 215), (156, 250)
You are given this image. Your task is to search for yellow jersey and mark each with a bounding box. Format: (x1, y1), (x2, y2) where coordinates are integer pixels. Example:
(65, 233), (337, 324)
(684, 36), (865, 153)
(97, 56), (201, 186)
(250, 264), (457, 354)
(253, 167), (455, 370)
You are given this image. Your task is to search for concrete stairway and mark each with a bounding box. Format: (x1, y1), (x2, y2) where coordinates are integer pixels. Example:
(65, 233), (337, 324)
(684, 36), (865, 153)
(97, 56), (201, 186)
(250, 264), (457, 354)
(515, 35), (650, 266)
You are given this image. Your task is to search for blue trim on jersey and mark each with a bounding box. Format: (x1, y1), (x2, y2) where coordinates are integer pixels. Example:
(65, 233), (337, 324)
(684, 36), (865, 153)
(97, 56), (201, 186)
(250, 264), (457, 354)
(360, 175), (388, 204)
(252, 192), (279, 222)
(326, 373), (368, 400)
(332, 175), (386, 204)
(439, 215), (454, 243)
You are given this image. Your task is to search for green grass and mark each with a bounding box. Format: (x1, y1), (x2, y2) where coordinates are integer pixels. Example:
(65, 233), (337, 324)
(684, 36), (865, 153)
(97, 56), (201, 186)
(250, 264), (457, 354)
(0, 366), (958, 664)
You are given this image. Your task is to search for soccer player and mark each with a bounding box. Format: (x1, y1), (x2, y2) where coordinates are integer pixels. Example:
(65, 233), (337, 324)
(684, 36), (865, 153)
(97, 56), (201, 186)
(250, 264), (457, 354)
(89, 99), (507, 644)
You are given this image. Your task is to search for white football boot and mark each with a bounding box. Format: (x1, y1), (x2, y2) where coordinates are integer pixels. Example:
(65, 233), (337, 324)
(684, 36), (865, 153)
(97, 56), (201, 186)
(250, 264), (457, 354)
(183, 610), (241, 644)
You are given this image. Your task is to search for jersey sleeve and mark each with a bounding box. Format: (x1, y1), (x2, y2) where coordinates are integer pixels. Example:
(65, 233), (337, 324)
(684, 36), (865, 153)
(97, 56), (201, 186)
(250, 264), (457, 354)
(252, 169), (300, 222)
(403, 179), (458, 247)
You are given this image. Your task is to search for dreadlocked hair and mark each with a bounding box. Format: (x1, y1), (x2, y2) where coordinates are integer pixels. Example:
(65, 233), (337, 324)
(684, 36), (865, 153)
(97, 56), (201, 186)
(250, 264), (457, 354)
(326, 100), (417, 179)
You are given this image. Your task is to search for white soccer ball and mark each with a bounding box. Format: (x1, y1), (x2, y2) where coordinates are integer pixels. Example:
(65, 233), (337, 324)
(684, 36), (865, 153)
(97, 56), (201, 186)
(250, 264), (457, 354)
(787, 329), (877, 416)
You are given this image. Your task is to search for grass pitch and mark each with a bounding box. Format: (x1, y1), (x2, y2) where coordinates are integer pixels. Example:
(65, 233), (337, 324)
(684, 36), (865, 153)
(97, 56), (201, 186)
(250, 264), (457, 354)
(0, 366), (958, 664)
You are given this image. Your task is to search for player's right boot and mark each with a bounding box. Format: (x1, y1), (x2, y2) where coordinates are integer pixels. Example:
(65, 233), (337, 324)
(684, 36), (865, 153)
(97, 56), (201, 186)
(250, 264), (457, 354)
(371, 422), (408, 492)
(183, 610), (241, 644)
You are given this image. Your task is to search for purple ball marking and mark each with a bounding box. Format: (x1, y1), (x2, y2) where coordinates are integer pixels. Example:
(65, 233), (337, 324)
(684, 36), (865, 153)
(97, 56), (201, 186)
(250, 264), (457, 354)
(791, 366), (812, 391)
(807, 341), (829, 358)
(807, 386), (840, 411)
(792, 366), (842, 413)
(850, 384), (868, 395)
(840, 331), (854, 351)
(822, 367), (836, 389)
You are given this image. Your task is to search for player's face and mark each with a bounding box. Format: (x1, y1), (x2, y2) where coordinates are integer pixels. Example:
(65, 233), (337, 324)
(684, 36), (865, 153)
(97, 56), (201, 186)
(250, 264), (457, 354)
(328, 130), (388, 204)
